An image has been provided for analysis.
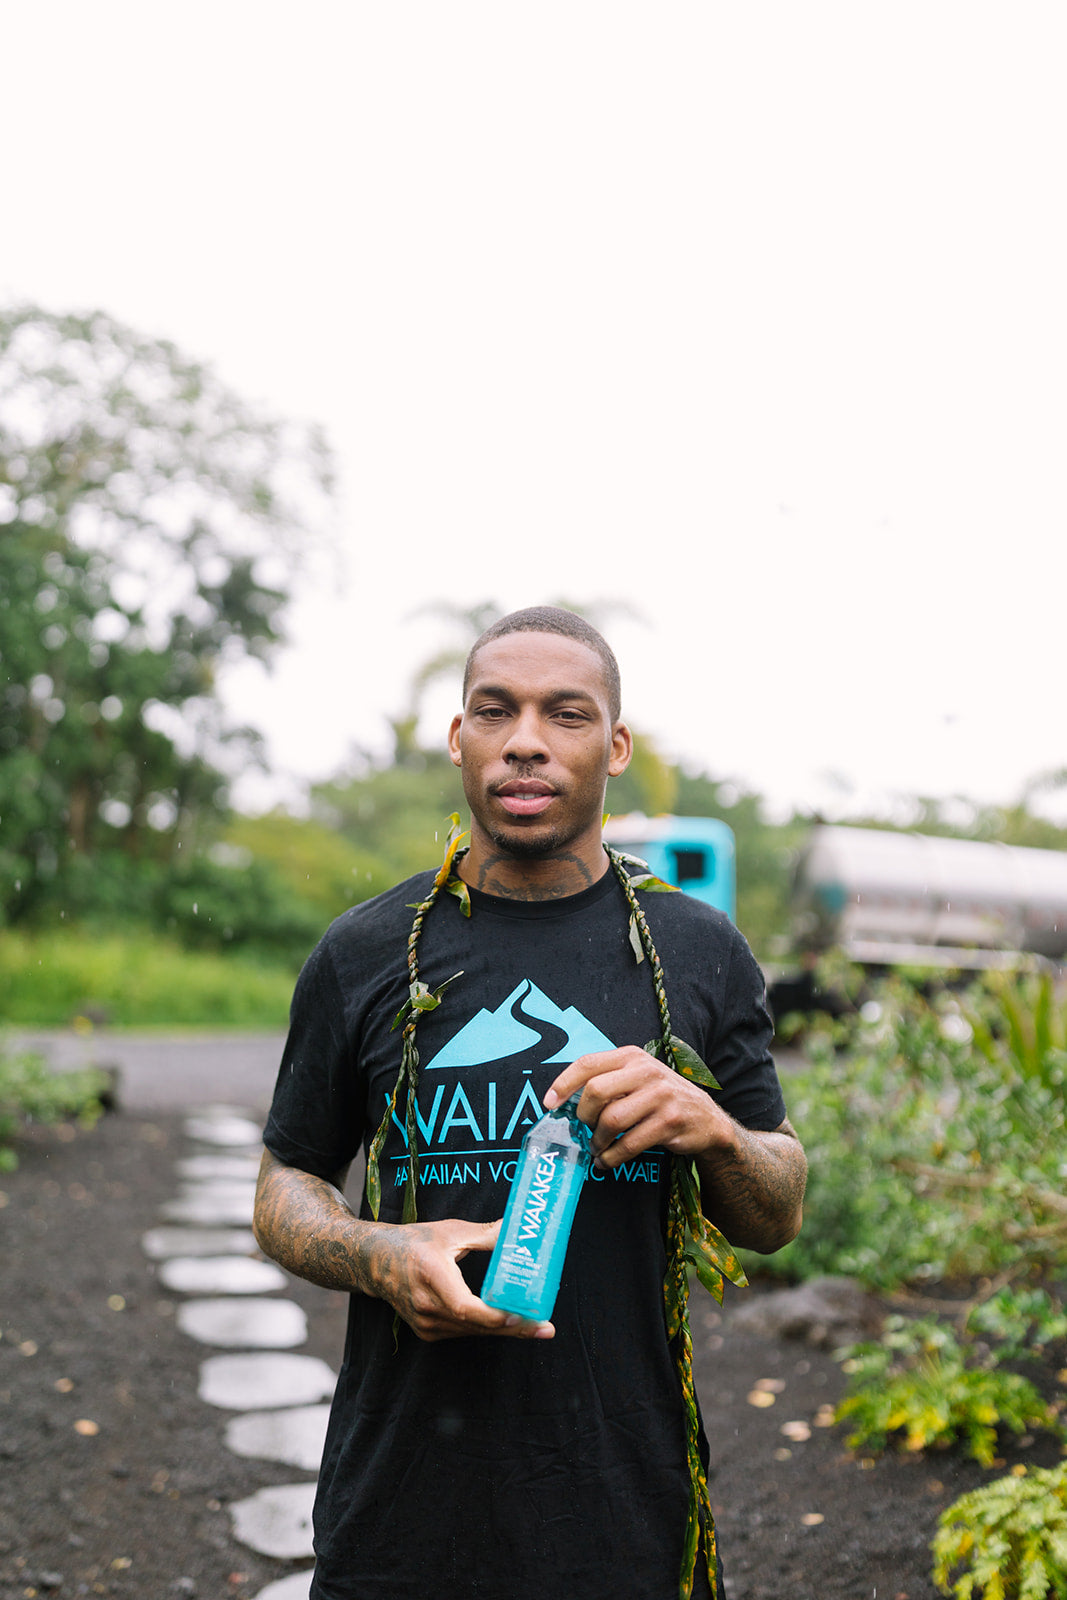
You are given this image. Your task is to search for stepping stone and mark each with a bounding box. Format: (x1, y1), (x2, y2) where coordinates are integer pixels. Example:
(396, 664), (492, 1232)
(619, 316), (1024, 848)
(252, 1575), (314, 1600)
(177, 1153), (262, 1180)
(190, 1101), (258, 1116)
(199, 1352), (336, 1411)
(158, 1256), (288, 1295)
(230, 1482), (316, 1559)
(177, 1297), (307, 1348)
(224, 1404), (330, 1469)
(185, 1112), (263, 1147)
(141, 1226), (258, 1260)
(160, 1184), (256, 1226)
(178, 1178), (258, 1204)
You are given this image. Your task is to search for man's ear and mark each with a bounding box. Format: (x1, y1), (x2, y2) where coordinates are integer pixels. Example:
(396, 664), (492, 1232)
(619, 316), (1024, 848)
(608, 721), (634, 778)
(447, 713), (463, 768)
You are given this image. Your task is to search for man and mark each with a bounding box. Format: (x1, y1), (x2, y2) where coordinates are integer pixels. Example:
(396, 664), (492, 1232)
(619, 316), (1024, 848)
(254, 605), (806, 1600)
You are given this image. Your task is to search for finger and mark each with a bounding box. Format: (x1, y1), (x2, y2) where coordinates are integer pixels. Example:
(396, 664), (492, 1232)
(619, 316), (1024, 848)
(586, 1078), (665, 1144)
(543, 1050), (622, 1109)
(579, 1062), (666, 1119)
(413, 1229), (551, 1340)
(501, 1314), (555, 1340)
(591, 1082), (715, 1166)
(407, 1275), (508, 1339)
(591, 1114), (663, 1168)
(418, 1295), (555, 1343)
(447, 1305), (550, 1344)
(421, 1320), (555, 1344)
(546, 1047), (670, 1113)
(454, 1218), (501, 1259)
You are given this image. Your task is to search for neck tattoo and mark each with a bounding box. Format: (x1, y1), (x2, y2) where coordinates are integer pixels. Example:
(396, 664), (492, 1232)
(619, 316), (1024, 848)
(473, 851), (596, 901)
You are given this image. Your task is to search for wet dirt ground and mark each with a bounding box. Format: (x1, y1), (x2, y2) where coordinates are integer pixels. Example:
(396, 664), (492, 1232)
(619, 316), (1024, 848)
(1, 1108), (1062, 1600)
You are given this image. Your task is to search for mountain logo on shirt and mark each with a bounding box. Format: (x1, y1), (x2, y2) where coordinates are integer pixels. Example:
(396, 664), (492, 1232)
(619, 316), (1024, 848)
(385, 978), (664, 1190)
(424, 979), (615, 1073)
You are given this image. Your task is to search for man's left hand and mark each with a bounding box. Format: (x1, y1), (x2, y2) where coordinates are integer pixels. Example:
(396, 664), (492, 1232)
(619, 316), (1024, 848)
(543, 1046), (732, 1170)
(545, 1046), (807, 1254)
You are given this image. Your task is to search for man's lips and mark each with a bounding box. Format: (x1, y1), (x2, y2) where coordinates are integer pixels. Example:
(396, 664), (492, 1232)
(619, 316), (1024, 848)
(493, 781), (557, 818)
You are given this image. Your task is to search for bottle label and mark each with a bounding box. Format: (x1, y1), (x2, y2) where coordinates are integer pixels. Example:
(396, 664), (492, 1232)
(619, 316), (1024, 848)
(482, 1135), (587, 1317)
(515, 1150), (558, 1247)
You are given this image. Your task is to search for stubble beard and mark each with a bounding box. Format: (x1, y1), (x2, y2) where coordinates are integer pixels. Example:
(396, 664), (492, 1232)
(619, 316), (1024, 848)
(467, 764), (604, 864)
(482, 820), (568, 860)
(477, 786), (588, 863)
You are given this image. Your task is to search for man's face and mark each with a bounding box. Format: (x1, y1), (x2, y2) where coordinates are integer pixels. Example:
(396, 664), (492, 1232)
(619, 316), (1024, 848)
(448, 632), (632, 861)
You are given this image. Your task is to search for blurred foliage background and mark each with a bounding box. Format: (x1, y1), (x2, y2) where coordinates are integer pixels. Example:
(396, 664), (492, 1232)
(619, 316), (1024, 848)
(3, 304), (1067, 1027)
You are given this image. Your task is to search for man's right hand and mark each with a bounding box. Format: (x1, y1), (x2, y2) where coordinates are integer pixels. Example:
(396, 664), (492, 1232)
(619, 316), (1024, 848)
(364, 1216), (554, 1342)
(253, 1151), (554, 1343)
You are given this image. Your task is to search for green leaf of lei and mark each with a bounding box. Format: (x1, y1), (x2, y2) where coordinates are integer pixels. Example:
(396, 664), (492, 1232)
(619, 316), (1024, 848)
(669, 1036), (722, 1092)
(392, 970), (465, 1031)
(444, 875), (471, 916)
(643, 1034), (721, 1091)
(628, 872), (680, 893)
(365, 1085), (400, 1220)
(676, 1159), (748, 1291)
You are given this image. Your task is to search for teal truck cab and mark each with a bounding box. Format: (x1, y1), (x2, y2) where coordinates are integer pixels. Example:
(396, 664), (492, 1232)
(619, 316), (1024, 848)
(602, 813), (736, 921)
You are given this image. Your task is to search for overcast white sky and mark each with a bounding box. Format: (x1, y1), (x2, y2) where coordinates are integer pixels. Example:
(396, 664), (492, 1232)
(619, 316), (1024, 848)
(4, 3), (1066, 822)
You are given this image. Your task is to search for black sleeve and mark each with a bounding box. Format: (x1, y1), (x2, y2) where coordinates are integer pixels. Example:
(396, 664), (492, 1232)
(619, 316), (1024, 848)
(706, 925), (787, 1133)
(262, 935), (366, 1179)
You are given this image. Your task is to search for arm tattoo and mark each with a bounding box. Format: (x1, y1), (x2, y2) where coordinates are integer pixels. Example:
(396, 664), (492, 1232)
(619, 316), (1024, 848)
(695, 1117), (807, 1255)
(253, 1154), (452, 1314)
(254, 1154), (381, 1295)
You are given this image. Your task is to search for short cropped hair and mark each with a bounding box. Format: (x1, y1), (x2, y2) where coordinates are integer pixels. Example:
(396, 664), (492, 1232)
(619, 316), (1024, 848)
(463, 606), (622, 722)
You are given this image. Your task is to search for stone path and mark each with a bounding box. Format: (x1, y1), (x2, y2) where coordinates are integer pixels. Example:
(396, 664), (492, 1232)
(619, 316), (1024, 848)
(140, 1104), (332, 1600)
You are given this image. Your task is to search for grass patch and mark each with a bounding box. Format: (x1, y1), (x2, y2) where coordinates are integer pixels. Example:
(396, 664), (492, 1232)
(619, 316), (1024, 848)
(0, 931), (299, 1029)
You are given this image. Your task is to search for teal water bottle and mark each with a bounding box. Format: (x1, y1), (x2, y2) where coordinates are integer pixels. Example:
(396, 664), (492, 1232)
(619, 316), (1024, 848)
(481, 1093), (593, 1321)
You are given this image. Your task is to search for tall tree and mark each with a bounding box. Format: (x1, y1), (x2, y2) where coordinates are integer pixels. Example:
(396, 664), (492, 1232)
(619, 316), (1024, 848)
(0, 304), (334, 923)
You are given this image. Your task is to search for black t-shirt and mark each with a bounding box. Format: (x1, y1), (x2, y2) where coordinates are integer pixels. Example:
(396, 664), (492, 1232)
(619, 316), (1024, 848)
(264, 866), (786, 1600)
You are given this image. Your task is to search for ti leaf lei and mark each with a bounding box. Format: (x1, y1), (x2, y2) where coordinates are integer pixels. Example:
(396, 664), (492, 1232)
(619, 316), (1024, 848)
(365, 813), (469, 1224)
(364, 815), (747, 1600)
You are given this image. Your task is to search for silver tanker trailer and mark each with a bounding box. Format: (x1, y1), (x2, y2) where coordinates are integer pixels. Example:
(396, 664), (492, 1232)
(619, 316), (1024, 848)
(604, 814), (1067, 1022)
(794, 824), (1067, 971)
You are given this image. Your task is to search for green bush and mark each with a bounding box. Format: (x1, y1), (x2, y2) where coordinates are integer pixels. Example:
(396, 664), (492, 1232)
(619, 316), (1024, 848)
(970, 972), (1067, 1093)
(763, 976), (1067, 1291)
(154, 855), (323, 964)
(22, 845), (325, 967)
(0, 1046), (110, 1169)
(932, 1461), (1067, 1599)
(835, 1317), (1062, 1467)
(966, 1289), (1067, 1364)
(0, 931), (297, 1028)
(224, 811), (391, 925)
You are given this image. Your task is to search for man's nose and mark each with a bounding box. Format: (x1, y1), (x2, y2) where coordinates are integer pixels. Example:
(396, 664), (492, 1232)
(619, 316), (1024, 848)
(502, 708), (548, 762)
